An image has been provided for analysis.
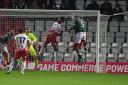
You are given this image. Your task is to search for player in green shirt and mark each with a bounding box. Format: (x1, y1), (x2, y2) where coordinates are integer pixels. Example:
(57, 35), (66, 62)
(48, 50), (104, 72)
(69, 15), (87, 63)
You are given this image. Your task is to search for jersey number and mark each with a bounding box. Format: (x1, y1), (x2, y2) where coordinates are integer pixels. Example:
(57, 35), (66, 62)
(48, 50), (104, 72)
(19, 37), (25, 43)
(81, 21), (84, 27)
(18, 37), (26, 48)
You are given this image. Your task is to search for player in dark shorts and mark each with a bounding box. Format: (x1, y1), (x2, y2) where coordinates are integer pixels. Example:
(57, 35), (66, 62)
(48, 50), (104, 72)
(0, 30), (15, 68)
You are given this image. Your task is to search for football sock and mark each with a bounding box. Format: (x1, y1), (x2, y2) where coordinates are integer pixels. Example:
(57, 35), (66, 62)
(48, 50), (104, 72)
(8, 60), (14, 72)
(21, 61), (25, 73)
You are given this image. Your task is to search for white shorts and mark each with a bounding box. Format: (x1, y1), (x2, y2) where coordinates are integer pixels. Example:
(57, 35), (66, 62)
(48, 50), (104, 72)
(74, 32), (86, 43)
(0, 43), (8, 53)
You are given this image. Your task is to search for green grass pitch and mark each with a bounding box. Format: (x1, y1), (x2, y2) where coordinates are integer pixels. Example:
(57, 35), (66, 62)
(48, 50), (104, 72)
(0, 69), (128, 85)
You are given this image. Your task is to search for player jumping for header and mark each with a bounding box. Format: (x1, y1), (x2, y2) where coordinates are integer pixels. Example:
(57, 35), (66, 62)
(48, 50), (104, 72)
(38, 17), (65, 62)
(68, 15), (87, 63)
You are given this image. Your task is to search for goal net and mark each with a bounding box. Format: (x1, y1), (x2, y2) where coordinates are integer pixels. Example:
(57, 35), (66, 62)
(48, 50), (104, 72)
(0, 9), (110, 73)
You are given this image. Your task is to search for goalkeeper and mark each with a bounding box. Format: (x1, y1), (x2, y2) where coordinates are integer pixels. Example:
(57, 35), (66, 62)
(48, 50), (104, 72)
(26, 27), (38, 69)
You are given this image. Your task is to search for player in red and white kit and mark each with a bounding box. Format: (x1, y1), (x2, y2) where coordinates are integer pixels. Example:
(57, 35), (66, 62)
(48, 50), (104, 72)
(6, 29), (30, 75)
(39, 17), (65, 61)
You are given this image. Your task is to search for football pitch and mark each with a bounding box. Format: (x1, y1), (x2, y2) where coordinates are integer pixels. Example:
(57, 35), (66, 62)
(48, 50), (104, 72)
(0, 70), (128, 85)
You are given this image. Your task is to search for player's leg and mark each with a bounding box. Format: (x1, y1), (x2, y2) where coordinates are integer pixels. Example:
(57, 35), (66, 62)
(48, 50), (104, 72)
(83, 32), (87, 51)
(51, 33), (58, 62)
(29, 46), (38, 70)
(79, 32), (87, 52)
(20, 61), (26, 75)
(14, 57), (22, 69)
(38, 42), (47, 56)
(52, 43), (58, 62)
(6, 50), (19, 74)
(73, 43), (84, 62)
(20, 48), (28, 75)
(38, 33), (50, 56)
(1, 45), (10, 67)
(73, 33), (85, 63)
(3, 52), (9, 65)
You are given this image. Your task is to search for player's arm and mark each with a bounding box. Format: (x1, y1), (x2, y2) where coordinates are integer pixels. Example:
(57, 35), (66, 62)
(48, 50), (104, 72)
(32, 33), (37, 42)
(56, 30), (63, 36)
(67, 20), (77, 32)
(30, 33), (37, 44)
(27, 39), (31, 49)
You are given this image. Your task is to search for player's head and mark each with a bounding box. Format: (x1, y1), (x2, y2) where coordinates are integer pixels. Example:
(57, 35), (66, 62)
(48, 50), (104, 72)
(26, 27), (32, 33)
(58, 17), (65, 23)
(72, 14), (79, 20)
(19, 29), (25, 34)
(9, 30), (15, 36)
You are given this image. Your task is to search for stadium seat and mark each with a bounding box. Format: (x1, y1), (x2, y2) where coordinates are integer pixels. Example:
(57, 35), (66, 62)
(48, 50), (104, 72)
(25, 21), (34, 26)
(122, 43), (128, 54)
(87, 36), (93, 43)
(53, 52), (64, 62)
(43, 53), (53, 61)
(64, 53), (74, 62)
(115, 32), (125, 43)
(46, 21), (54, 26)
(107, 54), (117, 62)
(116, 32), (125, 37)
(109, 27), (118, 32)
(106, 37), (114, 43)
(35, 21), (44, 25)
(99, 54), (107, 62)
(126, 33), (128, 42)
(111, 43), (121, 54)
(35, 25), (44, 31)
(86, 32), (93, 43)
(47, 44), (54, 53)
(88, 26), (96, 32)
(118, 54), (128, 62)
(120, 27), (128, 32)
(42, 31), (47, 36)
(99, 36), (106, 43)
(90, 43), (96, 53)
(100, 43), (111, 54)
(86, 53), (95, 62)
(120, 22), (128, 27)
(109, 21), (118, 27)
(58, 42), (67, 53)
(45, 25), (52, 32)
(106, 32), (114, 43)
(88, 21), (97, 26)
(66, 21), (74, 26)
(62, 32), (71, 42)
(67, 42), (74, 53)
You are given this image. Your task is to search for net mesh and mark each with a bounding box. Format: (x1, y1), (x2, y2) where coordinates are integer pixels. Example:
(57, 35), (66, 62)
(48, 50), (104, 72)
(0, 9), (113, 73)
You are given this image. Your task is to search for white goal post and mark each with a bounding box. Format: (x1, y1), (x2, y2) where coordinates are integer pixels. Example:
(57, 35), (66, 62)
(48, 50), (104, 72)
(0, 9), (110, 73)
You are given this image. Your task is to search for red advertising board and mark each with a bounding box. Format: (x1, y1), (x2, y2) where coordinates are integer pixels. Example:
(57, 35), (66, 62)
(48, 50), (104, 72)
(27, 61), (128, 74)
